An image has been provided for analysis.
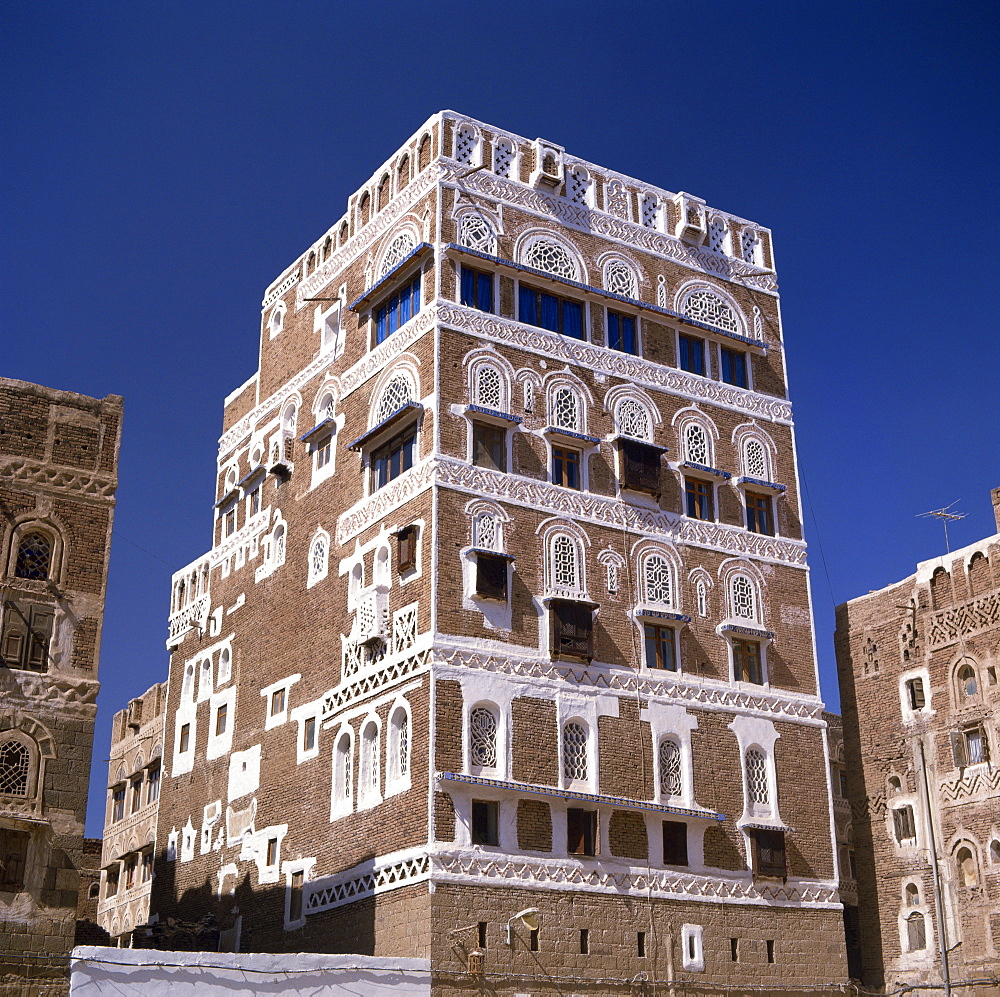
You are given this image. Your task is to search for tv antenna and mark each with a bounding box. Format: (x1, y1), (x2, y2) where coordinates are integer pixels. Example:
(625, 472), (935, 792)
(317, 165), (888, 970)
(917, 501), (966, 553)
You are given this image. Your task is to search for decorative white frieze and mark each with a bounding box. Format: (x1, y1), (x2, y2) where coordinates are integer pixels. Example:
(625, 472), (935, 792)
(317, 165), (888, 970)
(432, 647), (825, 725)
(443, 166), (778, 295)
(938, 764), (1000, 805)
(337, 459), (437, 545)
(306, 849), (430, 914)
(210, 508), (272, 568)
(926, 591), (999, 648)
(167, 595), (211, 647)
(339, 307), (436, 399)
(262, 269), (300, 310)
(321, 644), (430, 719)
(429, 849), (837, 908)
(437, 303), (793, 425)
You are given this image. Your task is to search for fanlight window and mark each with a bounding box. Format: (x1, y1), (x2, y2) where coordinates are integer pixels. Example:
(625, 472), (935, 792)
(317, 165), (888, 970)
(15, 533), (52, 580)
(604, 260), (637, 298)
(746, 749), (769, 805)
(683, 290), (739, 334)
(474, 365), (504, 410)
(684, 424), (710, 465)
(551, 535), (579, 592)
(659, 739), (682, 797)
(375, 375), (413, 425)
(379, 233), (416, 279)
(469, 707), (498, 768)
(552, 387), (580, 431)
(644, 555), (673, 607)
(318, 392), (336, 421)
(957, 663), (978, 698)
(493, 138), (514, 179)
(523, 239), (577, 280)
(475, 513), (498, 552)
(904, 883), (920, 906)
(617, 399), (650, 441)
(731, 575), (757, 621)
(0, 739), (31, 796)
(308, 535), (328, 586)
(744, 438), (768, 479)
(459, 213), (497, 255)
(563, 722), (588, 781)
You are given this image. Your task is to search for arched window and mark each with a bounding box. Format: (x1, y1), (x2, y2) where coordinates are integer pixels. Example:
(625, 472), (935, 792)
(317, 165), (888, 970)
(308, 534), (328, 587)
(493, 137), (514, 179)
(696, 580), (708, 618)
(741, 228), (760, 265)
(358, 191), (371, 227)
(454, 123), (477, 165)
(523, 238), (577, 280)
(641, 194), (659, 229)
(374, 545), (390, 587)
(659, 739), (682, 797)
(334, 731), (352, 807)
(379, 232), (416, 279)
(606, 561), (619, 594)
(272, 523), (286, 567)
(199, 658), (212, 700)
(566, 167), (592, 206)
(906, 912), (926, 952)
(707, 217), (728, 254)
(990, 839), (1000, 864)
(322, 235), (332, 262)
(306, 251), (316, 275)
(418, 134), (431, 171)
(904, 882), (920, 906)
(360, 721), (380, 803)
(930, 567), (949, 609)
(397, 154), (410, 190)
(339, 221), (349, 246)
(957, 662), (978, 699)
(967, 551), (990, 596)
(683, 423), (710, 465)
(523, 380), (535, 413)
(745, 749), (769, 806)
(374, 374), (413, 425)
(389, 706), (409, 782)
(551, 386), (580, 432)
(458, 214), (497, 255)
(563, 722), (588, 781)
(350, 562), (364, 600)
(269, 303), (285, 338)
(376, 173), (390, 212)
(682, 289), (739, 334)
(15, 532), (52, 580)
(605, 179), (631, 219)
(956, 846), (977, 888)
(475, 513), (499, 552)
(318, 391), (336, 422)
(616, 399), (650, 441)
(551, 535), (579, 592)
(743, 438), (768, 480)
(0, 737), (32, 797)
(182, 663), (195, 701)
(218, 648), (231, 684)
(474, 365), (504, 410)
(888, 775), (902, 794)
(604, 260), (637, 298)
(470, 707), (498, 768)
(643, 554), (673, 607)
(731, 574), (758, 622)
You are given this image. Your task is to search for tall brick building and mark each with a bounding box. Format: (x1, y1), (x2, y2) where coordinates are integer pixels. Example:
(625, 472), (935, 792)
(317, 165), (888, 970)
(0, 379), (122, 988)
(143, 111), (847, 990)
(836, 488), (1000, 993)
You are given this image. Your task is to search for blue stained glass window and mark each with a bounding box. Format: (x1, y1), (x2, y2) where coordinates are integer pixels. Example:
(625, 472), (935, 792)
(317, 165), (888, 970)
(608, 312), (636, 354)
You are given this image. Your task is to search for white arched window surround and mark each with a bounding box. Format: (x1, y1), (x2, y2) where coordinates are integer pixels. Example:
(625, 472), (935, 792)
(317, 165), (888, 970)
(453, 120), (482, 167)
(676, 413), (718, 468)
(638, 548), (679, 610)
(370, 365), (418, 428)
(565, 165), (594, 207)
(540, 523), (588, 599)
(307, 530), (329, 588)
(358, 716), (382, 808)
(719, 562), (766, 626)
(729, 715), (781, 828)
(601, 256), (639, 300)
(675, 283), (747, 338)
(454, 205), (500, 256)
(516, 231), (585, 283)
(268, 301), (286, 339)
(377, 228), (418, 280)
(658, 737), (684, 799)
(732, 426), (776, 483)
(466, 499), (509, 553)
(331, 726), (354, 818)
(468, 355), (512, 412)
(386, 701), (411, 794)
(468, 702), (502, 773)
(598, 549), (625, 598)
(9, 519), (64, 583)
(549, 383), (583, 433)
(614, 397), (653, 442)
(561, 718), (591, 786)
(0, 730), (40, 800)
(706, 215), (731, 255)
(647, 705), (699, 809)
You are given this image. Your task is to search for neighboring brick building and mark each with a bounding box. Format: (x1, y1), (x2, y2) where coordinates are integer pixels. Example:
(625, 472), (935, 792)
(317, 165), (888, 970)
(97, 681), (166, 942)
(144, 111), (847, 990)
(836, 487), (1000, 993)
(0, 379), (121, 989)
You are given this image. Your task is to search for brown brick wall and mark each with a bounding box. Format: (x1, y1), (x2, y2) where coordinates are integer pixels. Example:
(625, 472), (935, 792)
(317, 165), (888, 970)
(515, 799), (552, 852)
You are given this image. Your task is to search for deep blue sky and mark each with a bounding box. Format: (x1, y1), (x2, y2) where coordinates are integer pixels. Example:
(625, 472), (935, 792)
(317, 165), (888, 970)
(2, 2), (997, 836)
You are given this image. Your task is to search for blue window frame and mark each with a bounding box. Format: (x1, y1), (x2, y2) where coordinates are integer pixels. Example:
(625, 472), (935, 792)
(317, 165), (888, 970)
(720, 347), (748, 388)
(460, 266), (494, 313)
(375, 274), (422, 345)
(607, 311), (636, 354)
(518, 284), (584, 340)
(679, 334), (706, 376)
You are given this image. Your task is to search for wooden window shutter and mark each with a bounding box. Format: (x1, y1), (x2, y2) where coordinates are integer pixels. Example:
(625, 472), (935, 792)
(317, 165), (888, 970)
(27, 607), (55, 671)
(397, 526), (416, 573)
(950, 731), (967, 769)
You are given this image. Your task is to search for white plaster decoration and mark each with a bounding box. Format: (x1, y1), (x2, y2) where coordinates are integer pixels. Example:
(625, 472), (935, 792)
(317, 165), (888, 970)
(743, 438), (769, 479)
(378, 232), (417, 279)
(386, 702), (411, 795)
(681, 924), (705, 972)
(641, 194), (660, 230)
(454, 122), (479, 166)
(358, 718), (381, 808)
(393, 603), (418, 655)
(551, 386), (580, 432)
(306, 848), (430, 914)
(166, 829), (178, 861)
(429, 848), (839, 908)
(615, 398), (652, 442)
(565, 167), (593, 207)
(172, 709), (196, 777)
(218, 646), (232, 684)
(198, 657), (213, 702)
(307, 531), (330, 588)
(696, 580), (708, 618)
(443, 165), (778, 292)
(435, 304), (792, 424)
(167, 594), (211, 648)
(731, 574), (758, 622)
(331, 728), (353, 819)
(316, 302), (344, 358)
(180, 819), (196, 863)
(643, 554), (674, 607)
(322, 640), (430, 719)
(458, 213), (497, 255)
(598, 549), (624, 595)
(337, 454), (808, 567)
(753, 305), (763, 340)
(374, 373), (415, 425)
(604, 259), (638, 298)
(684, 423), (711, 465)
(707, 216), (729, 255)
(262, 269), (299, 310)
(729, 715), (782, 827)
(470, 707), (499, 768)
(741, 228), (760, 265)
(659, 739), (683, 797)
(562, 721), (589, 782)
(493, 137), (515, 179)
(206, 688), (236, 761)
(681, 289), (740, 335)
(521, 236), (579, 281)
(474, 364), (504, 410)
(228, 745), (261, 802)
(656, 275), (667, 308)
(268, 302), (286, 339)
(523, 378), (535, 413)
(605, 179), (632, 221)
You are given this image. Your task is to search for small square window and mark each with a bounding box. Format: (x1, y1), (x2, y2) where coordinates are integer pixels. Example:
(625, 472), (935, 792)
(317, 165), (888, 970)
(662, 820), (689, 866)
(579, 928), (590, 954)
(551, 445), (582, 489)
(266, 837), (279, 866)
(905, 678), (926, 710)
(567, 808), (598, 856)
(607, 311), (637, 354)
(460, 267), (494, 313)
(750, 828), (786, 879)
(550, 601), (594, 660)
(471, 800), (500, 846)
(303, 716), (317, 752)
(397, 525), (418, 573)
(472, 423), (506, 472)
(619, 439), (660, 494)
(679, 334), (706, 376)
(720, 347), (748, 388)
(684, 478), (714, 520)
(893, 805), (916, 844)
(314, 435), (333, 470)
(475, 553), (508, 602)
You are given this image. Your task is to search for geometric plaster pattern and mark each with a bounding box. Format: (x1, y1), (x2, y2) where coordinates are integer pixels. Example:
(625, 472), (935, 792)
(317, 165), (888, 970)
(1, 459), (117, 500)
(431, 850), (838, 908)
(445, 167), (778, 295)
(926, 591), (999, 648)
(321, 647), (430, 720)
(1, 670), (100, 709)
(306, 851), (430, 915)
(938, 765), (1000, 805)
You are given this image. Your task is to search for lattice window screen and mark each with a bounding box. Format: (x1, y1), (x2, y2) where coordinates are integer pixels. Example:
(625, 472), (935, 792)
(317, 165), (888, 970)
(455, 125), (476, 165)
(659, 740), (683, 797)
(375, 375), (413, 424)
(552, 388), (579, 431)
(309, 536), (328, 584)
(683, 290), (739, 334)
(604, 260), (637, 298)
(470, 708), (498, 767)
(396, 714), (409, 777)
(0, 740), (30, 796)
(459, 214), (497, 255)
(696, 581), (708, 618)
(379, 233), (416, 278)
(475, 514), (498, 552)
(732, 576), (757, 621)
(641, 195), (659, 229)
(684, 424), (710, 465)
(741, 229), (758, 264)
(475, 366), (503, 409)
(563, 723), (589, 781)
(15, 533), (51, 580)
(566, 169), (591, 205)
(524, 240), (577, 280)
(707, 218), (728, 253)
(617, 399), (650, 441)
(552, 536), (579, 591)
(644, 555), (673, 606)
(744, 439), (768, 479)
(493, 139), (514, 178)
(746, 749), (769, 805)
